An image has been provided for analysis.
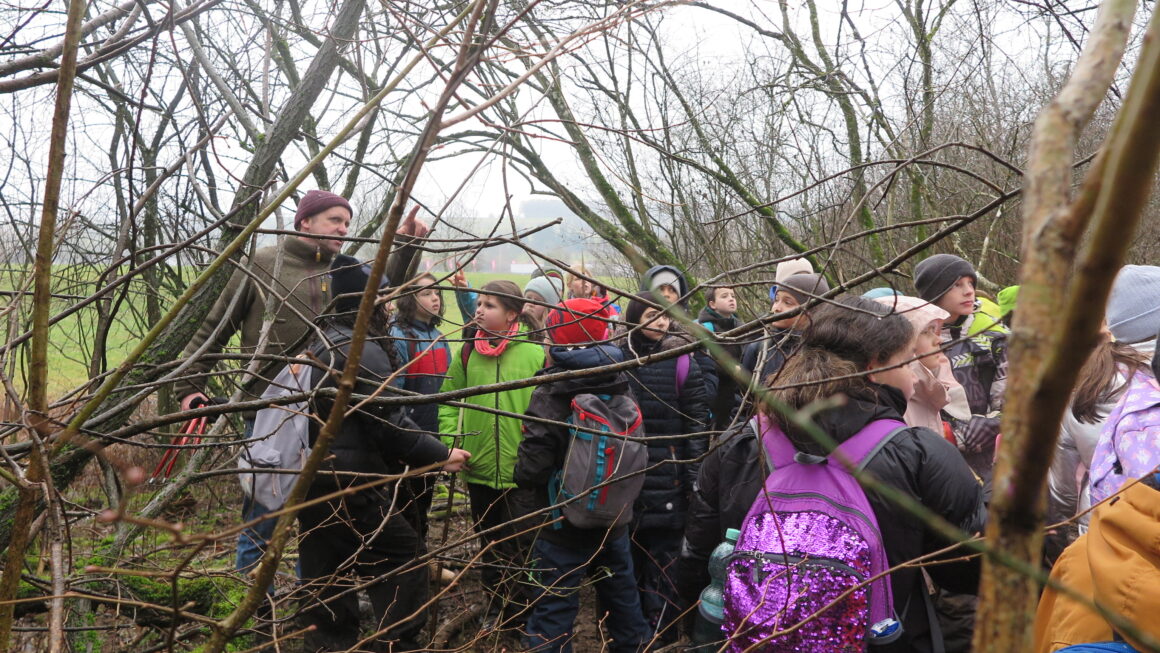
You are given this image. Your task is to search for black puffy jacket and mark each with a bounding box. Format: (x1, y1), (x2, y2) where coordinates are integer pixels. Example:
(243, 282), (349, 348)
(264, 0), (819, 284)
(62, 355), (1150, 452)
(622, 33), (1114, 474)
(637, 265), (720, 399)
(739, 326), (800, 384)
(698, 306), (743, 431)
(735, 327), (800, 415)
(619, 333), (710, 531)
(307, 324), (450, 496)
(675, 383), (987, 653)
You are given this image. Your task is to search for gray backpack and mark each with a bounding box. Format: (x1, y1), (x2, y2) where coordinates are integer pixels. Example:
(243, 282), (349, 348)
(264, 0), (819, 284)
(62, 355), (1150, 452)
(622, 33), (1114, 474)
(549, 393), (648, 529)
(238, 359), (314, 510)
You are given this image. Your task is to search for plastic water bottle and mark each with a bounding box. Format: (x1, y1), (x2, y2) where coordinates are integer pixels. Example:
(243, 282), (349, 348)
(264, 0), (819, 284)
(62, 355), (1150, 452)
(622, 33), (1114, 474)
(691, 528), (739, 648)
(869, 617), (903, 645)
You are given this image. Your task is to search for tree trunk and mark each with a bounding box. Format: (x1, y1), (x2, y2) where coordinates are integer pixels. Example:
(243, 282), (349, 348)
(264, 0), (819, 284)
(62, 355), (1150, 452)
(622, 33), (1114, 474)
(973, 1), (1160, 650)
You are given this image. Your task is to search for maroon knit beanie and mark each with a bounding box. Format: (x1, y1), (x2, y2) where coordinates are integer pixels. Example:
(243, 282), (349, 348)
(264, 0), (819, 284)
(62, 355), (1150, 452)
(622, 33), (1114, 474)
(294, 190), (352, 230)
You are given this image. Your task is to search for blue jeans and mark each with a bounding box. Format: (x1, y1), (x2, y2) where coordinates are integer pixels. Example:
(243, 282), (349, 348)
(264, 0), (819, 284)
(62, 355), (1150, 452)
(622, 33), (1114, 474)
(235, 420), (300, 590)
(524, 534), (649, 653)
(236, 494), (278, 575)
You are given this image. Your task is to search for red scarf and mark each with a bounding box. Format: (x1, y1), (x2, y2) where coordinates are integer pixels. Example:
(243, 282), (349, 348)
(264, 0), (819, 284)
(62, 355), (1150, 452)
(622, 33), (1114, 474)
(472, 321), (521, 357)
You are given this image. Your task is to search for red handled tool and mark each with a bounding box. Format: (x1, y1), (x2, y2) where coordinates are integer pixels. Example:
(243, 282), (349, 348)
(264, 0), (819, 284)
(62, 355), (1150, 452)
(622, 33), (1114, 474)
(150, 415), (208, 482)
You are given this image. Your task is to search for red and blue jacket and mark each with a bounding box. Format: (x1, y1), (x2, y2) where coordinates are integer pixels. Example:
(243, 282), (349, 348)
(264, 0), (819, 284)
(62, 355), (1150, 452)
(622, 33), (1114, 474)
(389, 318), (451, 435)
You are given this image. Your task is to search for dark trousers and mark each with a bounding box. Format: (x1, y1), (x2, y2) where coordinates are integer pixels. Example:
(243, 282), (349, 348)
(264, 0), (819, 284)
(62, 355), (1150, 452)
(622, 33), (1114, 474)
(631, 527), (683, 641)
(935, 588), (977, 653)
(466, 482), (538, 624)
(408, 474), (435, 541)
(297, 490), (428, 652)
(524, 534), (649, 653)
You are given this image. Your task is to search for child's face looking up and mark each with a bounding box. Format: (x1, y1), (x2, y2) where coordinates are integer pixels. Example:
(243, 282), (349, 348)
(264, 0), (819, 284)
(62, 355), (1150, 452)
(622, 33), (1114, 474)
(770, 292), (806, 330)
(936, 276), (976, 319)
(638, 307), (670, 341)
(656, 284), (679, 304)
(914, 322), (943, 371)
(710, 288), (737, 317)
(475, 294), (518, 334)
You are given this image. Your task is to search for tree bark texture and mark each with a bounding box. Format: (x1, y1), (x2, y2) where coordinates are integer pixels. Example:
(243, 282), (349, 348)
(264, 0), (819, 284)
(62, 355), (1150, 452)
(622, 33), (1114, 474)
(973, 1), (1160, 650)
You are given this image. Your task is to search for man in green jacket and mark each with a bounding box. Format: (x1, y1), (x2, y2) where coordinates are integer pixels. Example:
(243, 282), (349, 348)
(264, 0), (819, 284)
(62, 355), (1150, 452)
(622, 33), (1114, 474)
(174, 189), (427, 579)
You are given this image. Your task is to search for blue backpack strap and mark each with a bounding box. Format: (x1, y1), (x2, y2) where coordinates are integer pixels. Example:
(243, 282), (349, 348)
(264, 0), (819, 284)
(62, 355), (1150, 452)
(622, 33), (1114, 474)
(393, 319), (420, 362)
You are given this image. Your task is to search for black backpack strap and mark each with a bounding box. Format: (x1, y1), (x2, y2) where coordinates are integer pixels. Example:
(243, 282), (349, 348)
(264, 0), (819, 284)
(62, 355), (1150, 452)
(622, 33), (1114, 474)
(751, 416), (776, 474)
(923, 586), (946, 653)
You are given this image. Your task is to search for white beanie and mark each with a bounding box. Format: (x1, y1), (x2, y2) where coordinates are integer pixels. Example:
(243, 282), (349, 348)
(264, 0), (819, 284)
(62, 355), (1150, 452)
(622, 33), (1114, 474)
(1107, 265), (1160, 344)
(775, 257), (814, 283)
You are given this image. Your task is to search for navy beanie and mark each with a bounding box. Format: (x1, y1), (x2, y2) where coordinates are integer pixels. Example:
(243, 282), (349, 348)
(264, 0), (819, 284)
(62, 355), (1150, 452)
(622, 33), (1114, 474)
(625, 291), (660, 326)
(913, 254), (977, 303)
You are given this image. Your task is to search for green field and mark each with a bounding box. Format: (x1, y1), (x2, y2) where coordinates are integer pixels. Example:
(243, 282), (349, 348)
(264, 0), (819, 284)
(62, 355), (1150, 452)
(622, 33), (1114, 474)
(31, 270), (628, 398)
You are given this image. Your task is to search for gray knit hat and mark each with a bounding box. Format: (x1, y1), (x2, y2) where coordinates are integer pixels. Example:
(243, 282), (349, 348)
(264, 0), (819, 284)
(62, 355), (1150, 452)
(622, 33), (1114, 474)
(778, 273), (830, 305)
(524, 275), (563, 306)
(1107, 265), (1160, 344)
(913, 254), (977, 303)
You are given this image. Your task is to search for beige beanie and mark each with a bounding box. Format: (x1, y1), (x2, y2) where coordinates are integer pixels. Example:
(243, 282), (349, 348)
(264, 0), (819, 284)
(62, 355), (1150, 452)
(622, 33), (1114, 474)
(873, 294), (949, 334)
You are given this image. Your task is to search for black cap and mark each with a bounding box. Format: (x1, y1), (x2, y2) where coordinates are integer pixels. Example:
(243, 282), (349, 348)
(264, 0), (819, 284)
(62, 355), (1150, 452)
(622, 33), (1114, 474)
(329, 254), (389, 313)
(913, 254), (977, 302)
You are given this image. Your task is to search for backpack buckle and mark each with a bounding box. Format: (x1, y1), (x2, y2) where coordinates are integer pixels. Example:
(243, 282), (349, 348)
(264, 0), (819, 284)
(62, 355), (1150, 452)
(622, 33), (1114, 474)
(794, 451), (828, 465)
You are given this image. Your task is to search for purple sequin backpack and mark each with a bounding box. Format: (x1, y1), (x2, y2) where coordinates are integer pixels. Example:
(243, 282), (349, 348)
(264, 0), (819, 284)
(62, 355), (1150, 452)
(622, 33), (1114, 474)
(722, 415), (906, 652)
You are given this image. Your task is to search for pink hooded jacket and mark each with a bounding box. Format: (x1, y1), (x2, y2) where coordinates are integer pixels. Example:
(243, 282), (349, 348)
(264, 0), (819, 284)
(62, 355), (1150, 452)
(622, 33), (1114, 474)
(874, 294), (970, 433)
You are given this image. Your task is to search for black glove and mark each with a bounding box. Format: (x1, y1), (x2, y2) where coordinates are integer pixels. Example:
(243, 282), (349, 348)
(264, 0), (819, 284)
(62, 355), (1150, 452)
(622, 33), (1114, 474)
(189, 396), (228, 422)
(962, 415), (1000, 452)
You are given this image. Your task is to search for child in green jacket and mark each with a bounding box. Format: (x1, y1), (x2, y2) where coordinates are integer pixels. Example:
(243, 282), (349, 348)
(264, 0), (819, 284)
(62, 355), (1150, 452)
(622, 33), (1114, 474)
(438, 279), (546, 630)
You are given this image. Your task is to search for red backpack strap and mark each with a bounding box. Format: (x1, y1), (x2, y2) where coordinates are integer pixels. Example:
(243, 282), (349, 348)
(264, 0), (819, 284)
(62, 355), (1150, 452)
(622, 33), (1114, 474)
(460, 340), (473, 370)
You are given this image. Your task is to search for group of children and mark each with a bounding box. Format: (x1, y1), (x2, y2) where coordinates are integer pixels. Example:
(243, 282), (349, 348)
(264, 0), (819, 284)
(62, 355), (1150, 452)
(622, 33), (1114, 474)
(268, 246), (1160, 652)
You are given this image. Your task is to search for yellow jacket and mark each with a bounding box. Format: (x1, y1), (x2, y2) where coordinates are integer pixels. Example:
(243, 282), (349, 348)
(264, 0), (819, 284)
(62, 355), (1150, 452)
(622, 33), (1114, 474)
(1033, 478), (1160, 652)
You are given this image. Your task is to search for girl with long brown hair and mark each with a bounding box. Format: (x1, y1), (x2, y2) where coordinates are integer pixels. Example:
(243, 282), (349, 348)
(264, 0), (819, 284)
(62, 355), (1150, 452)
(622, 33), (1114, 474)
(1045, 325), (1150, 563)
